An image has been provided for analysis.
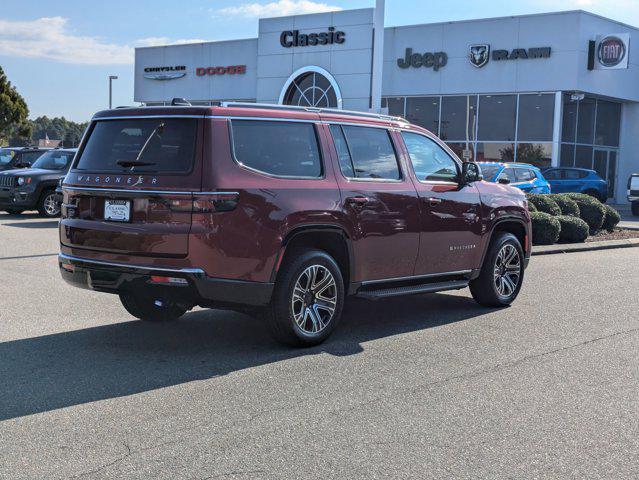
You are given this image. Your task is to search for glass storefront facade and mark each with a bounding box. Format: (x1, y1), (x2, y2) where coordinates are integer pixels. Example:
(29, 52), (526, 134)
(382, 93), (556, 167)
(560, 94), (621, 197)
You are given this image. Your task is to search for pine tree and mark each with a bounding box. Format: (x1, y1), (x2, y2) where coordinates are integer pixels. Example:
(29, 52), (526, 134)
(0, 66), (31, 145)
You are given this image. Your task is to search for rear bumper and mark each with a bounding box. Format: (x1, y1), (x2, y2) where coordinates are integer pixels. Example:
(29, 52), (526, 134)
(58, 253), (274, 307)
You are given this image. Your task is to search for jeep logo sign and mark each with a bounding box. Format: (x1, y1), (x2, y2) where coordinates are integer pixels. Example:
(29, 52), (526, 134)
(599, 36), (626, 67)
(397, 48), (448, 71)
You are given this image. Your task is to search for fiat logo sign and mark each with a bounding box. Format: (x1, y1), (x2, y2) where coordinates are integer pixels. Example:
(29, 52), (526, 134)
(598, 36), (626, 67)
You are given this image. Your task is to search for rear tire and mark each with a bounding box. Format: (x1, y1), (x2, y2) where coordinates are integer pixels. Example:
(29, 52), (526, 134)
(632, 202), (639, 217)
(263, 249), (344, 347)
(470, 232), (524, 307)
(119, 292), (186, 322)
(38, 190), (61, 217)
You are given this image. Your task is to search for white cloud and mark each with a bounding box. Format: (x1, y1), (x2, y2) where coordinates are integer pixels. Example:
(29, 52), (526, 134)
(215, 0), (342, 18)
(136, 37), (208, 48)
(0, 17), (133, 65)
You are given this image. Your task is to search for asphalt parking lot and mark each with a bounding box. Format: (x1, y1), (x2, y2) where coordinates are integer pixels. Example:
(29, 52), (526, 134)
(0, 212), (638, 479)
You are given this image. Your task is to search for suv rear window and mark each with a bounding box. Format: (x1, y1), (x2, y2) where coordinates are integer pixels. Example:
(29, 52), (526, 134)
(230, 120), (322, 178)
(74, 118), (197, 173)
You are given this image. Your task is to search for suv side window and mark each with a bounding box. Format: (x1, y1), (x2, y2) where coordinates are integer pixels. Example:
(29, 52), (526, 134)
(328, 125), (354, 178)
(401, 132), (459, 182)
(231, 120), (322, 178)
(564, 169), (582, 180)
(497, 168), (517, 183)
(543, 169), (561, 180)
(333, 125), (401, 180)
(515, 168), (536, 182)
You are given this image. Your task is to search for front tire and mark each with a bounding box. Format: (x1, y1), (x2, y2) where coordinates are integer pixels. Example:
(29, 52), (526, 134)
(38, 190), (61, 217)
(470, 232), (524, 307)
(119, 292), (186, 322)
(264, 249), (344, 347)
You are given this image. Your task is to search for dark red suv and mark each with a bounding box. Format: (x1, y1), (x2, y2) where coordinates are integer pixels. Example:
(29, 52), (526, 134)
(59, 103), (531, 346)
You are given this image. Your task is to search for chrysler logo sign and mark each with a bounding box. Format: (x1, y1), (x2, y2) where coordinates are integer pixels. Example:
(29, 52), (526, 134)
(143, 66), (186, 80)
(598, 36), (626, 67)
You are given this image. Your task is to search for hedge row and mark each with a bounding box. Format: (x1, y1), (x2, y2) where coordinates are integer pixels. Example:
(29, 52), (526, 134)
(527, 193), (620, 245)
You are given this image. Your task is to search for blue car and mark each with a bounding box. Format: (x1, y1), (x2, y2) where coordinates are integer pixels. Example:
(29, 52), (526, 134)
(478, 162), (551, 194)
(541, 167), (608, 202)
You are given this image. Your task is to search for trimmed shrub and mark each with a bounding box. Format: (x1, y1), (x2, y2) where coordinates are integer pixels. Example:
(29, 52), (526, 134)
(551, 194), (580, 217)
(602, 204), (621, 232)
(527, 193), (561, 216)
(564, 193), (606, 232)
(527, 201), (537, 212)
(557, 215), (589, 243)
(530, 211), (561, 245)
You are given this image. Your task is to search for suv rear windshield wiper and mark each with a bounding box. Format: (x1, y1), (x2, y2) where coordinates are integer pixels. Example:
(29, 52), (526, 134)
(116, 160), (157, 168)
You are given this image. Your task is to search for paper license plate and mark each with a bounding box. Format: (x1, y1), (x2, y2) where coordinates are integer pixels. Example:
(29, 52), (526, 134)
(104, 199), (131, 222)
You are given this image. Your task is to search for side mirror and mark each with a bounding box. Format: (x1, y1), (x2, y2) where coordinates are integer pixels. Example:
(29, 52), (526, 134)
(462, 162), (483, 184)
(498, 177), (511, 185)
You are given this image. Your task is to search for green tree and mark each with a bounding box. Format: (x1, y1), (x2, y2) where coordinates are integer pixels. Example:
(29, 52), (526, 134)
(0, 66), (31, 145)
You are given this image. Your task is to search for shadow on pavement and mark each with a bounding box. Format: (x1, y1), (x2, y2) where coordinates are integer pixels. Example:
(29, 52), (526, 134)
(2, 220), (59, 229)
(0, 293), (493, 421)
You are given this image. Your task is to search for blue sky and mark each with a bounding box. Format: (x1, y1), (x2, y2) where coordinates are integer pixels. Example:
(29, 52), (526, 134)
(1, 0), (638, 122)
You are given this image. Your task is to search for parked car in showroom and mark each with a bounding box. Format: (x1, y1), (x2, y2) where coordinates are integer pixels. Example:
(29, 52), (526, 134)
(629, 173), (639, 216)
(0, 146), (51, 171)
(541, 167), (608, 202)
(58, 102), (531, 347)
(478, 162), (551, 194)
(0, 148), (77, 216)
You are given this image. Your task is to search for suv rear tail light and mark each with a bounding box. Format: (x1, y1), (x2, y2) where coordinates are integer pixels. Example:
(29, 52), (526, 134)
(149, 276), (188, 285)
(151, 192), (240, 213)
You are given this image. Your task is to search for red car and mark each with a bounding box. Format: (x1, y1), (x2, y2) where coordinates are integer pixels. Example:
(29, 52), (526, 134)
(59, 102), (531, 346)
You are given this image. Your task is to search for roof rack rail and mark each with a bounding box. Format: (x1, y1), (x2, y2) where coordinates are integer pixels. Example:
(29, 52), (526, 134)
(217, 101), (407, 123)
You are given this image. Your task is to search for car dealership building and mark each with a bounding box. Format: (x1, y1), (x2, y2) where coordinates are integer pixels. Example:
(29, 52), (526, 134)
(134, 6), (639, 203)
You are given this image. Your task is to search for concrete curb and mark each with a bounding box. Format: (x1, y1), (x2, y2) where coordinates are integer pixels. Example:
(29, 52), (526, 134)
(532, 238), (639, 256)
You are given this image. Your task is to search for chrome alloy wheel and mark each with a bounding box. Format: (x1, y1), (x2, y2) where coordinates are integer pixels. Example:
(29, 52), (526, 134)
(291, 265), (337, 334)
(44, 193), (60, 216)
(493, 244), (521, 297)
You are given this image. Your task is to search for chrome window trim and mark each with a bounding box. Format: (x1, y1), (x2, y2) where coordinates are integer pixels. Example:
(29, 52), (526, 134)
(59, 253), (205, 275)
(92, 115), (205, 121)
(206, 116), (398, 130)
(362, 269), (473, 286)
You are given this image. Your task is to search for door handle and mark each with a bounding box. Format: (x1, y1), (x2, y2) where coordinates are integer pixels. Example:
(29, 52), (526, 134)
(425, 197), (443, 206)
(345, 196), (370, 207)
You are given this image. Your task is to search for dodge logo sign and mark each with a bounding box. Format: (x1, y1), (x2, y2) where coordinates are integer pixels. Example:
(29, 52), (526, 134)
(598, 36), (626, 67)
(469, 44), (490, 68)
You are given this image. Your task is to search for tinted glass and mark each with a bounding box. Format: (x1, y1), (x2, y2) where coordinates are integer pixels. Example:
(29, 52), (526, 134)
(575, 145), (593, 169)
(342, 126), (400, 180)
(562, 94), (578, 143)
(476, 143), (514, 162)
(383, 97), (405, 117)
(560, 143), (575, 167)
(0, 148), (16, 166)
(232, 120), (321, 178)
(543, 169), (561, 180)
(515, 168), (536, 182)
(31, 150), (75, 170)
(479, 165), (501, 180)
(576, 98), (595, 144)
(329, 125), (354, 178)
(402, 132), (458, 182)
(478, 95), (516, 141)
(76, 119), (197, 173)
(21, 151), (46, 164)
(440, 95), (477, 141)
(595, 101), (621, 146)
(517, 94), (554, 141)
(565, 169), (587, 180)
(515, 143), (552, 168)
(406, 97), (440, 134)
(497, 168), (517, 183)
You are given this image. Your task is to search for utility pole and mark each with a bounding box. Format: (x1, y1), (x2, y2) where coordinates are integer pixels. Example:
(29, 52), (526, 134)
(108, 75), (118, 109)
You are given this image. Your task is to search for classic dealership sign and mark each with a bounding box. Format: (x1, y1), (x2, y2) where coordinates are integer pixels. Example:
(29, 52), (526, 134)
(397, 48), (448, 71)
(280, 27), (345, 47)
(468, 45), (551, 68)
(143, 66), (186, 80)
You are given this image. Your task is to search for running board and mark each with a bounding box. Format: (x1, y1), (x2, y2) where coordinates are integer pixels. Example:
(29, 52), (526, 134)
(356, 279), (469, 300)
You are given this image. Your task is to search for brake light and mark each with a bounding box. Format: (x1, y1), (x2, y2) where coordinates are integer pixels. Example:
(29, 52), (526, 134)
(149, 276), (188, 285)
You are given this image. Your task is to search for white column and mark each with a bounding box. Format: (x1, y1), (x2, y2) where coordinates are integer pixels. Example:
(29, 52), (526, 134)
(370, 0), (385, 112)
(551, 91), (563, 167)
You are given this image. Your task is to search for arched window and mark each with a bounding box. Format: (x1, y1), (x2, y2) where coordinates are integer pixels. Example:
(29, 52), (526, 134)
(279, 67), (342, 109)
